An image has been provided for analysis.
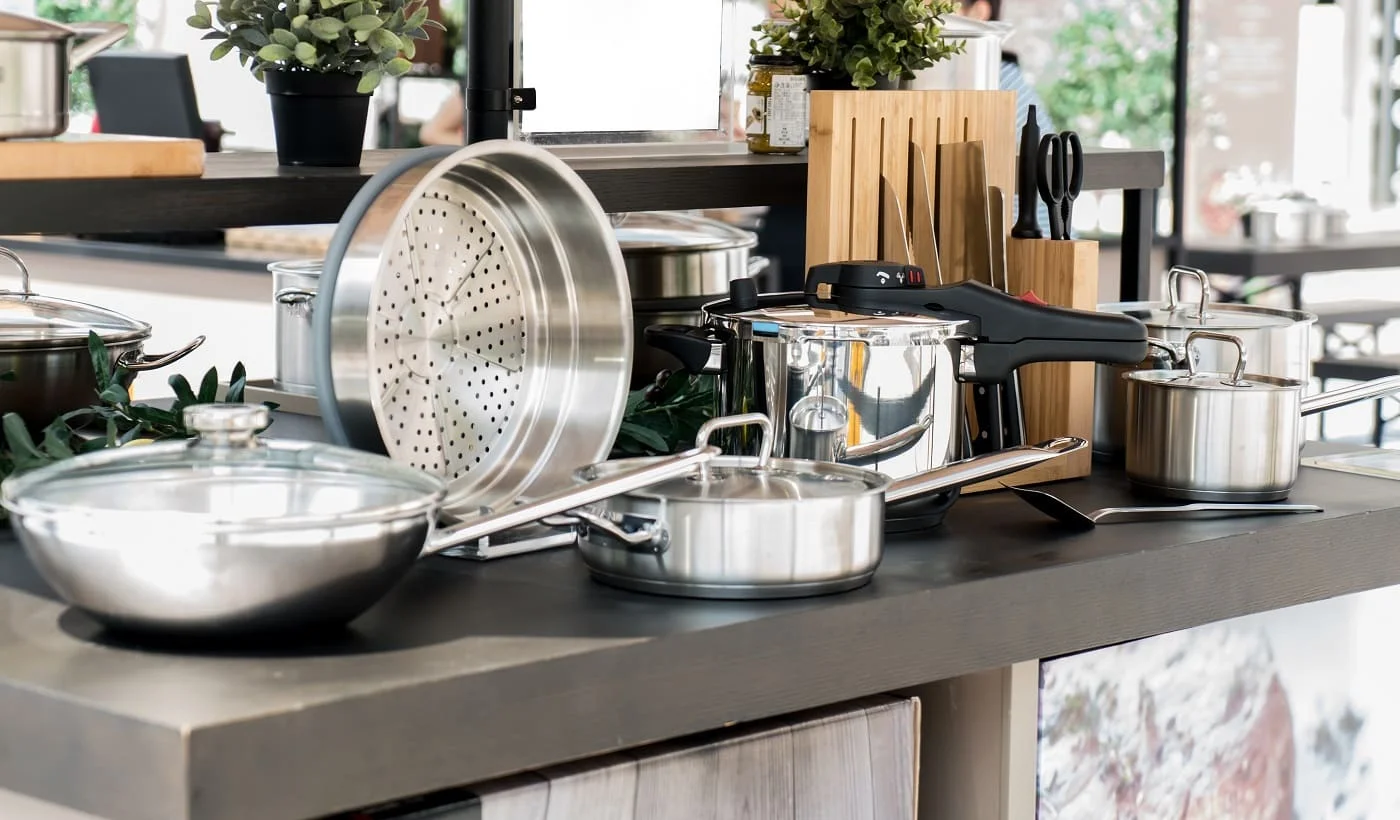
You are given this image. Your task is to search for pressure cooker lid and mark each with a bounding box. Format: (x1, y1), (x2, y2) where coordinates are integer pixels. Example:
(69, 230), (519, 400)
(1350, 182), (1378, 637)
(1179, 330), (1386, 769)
(0, 404), (446, 529)
(582, 453), (888, 502)
(612, 212), (758, 254)
(0, 12), (75, 40)
(0, 247), (150, 348)
(710, 301), (969, 343)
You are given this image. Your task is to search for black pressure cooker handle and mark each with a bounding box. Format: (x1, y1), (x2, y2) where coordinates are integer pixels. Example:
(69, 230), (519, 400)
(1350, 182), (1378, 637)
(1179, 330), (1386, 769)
(805, 261), (1148, 383)
(644, 324), (727, 375)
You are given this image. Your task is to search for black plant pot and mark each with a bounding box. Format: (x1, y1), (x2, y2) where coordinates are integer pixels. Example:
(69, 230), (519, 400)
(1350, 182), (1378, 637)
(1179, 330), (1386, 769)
(265, 69), (371, 168)
(808, 72), (901, 91)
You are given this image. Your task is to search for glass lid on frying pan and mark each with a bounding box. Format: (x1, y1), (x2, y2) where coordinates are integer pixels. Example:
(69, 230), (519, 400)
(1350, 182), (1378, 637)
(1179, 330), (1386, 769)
(1, 404), (445, 529)
(0, 246), (149, 349)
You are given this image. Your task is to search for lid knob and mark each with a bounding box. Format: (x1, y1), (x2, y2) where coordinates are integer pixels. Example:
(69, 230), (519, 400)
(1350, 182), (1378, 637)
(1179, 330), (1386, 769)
(183, 404), (269, 447)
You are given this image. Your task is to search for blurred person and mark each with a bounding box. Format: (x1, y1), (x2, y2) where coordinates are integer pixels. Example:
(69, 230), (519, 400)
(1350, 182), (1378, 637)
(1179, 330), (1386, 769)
(420, 87), (465, 146)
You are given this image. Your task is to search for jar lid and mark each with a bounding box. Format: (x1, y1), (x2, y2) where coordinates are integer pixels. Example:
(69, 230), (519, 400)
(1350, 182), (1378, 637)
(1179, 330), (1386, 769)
(0, 404), (446, 531)
(612, 211), (758, 254)
(750, 54), (802, 66)
(0, 12), (75, 41)
(0, 247), (150, 349)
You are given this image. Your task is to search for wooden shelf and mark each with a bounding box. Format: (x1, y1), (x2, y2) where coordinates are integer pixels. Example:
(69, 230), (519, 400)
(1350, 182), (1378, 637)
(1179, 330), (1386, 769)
(1182, 231), (1400, 278)
(0, 146), (1165, 236)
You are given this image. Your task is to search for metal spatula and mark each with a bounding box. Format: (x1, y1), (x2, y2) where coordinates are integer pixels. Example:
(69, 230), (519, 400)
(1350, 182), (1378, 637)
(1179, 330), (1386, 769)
(1005, 484), (1323, 530)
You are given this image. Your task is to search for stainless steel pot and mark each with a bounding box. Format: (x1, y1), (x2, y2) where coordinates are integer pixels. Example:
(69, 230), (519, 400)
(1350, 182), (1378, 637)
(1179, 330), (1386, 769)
(1, 403), (716, 636)
(646, 265), (1147, 487)
(904, 15), (1011, 91)
(270, 259), (320, 395)
(0, 12), (128, 139)
(573, 413), (1086, 599)
(0, 246), (203, 429)
(614, 212), (770, 386)
(1124, 331), (1400, 502)
(1094, 265), (1316, 462)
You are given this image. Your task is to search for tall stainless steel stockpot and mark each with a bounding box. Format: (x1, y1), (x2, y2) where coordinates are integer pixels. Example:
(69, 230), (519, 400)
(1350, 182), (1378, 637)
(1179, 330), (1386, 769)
(646, 263), (1148, 484)
(0, 12), (127, 139)
(1095, 266), (1315, 462)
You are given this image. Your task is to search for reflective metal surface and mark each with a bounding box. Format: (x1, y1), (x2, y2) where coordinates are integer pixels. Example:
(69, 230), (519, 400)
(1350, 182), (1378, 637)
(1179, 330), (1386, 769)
(318, 142), (632, 513)
(904, 15), (1008, 91)
(0, 14), (127, 138)
(701, 298), (970, 482)
(2, 403), (716, 635)
(1124, 332), (1400, 502)
(270, 259), (321, 395)
(613, 211), (760, 300)
(0, 246), (202, 428)
(1095, 266), (1316, 462)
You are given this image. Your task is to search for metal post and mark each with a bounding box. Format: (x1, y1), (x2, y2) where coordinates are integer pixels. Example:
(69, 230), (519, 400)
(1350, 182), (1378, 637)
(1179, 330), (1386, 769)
(1120, 188), (1155, 301)
(1167, 0), (1190, 267)
(463, 0), (513, 143)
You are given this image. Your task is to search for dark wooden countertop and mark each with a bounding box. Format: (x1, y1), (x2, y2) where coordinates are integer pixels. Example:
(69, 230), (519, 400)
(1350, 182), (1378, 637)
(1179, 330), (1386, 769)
(0, 146), (1165, 235)
(0, 430), (1396, 818)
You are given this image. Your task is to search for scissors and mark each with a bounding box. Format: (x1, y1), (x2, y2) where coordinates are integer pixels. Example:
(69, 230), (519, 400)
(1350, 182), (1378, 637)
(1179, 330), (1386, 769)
(1035, 131), (1084, 240)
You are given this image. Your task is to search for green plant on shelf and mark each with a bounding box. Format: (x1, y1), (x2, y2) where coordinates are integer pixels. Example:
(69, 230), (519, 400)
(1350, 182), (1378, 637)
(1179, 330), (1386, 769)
(35, 0), (138, 115)
(753, 0), (964, 90)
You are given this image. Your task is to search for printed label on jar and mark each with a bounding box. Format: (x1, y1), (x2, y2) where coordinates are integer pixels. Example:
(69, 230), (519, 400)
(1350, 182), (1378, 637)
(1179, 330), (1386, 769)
(767, 74), (809, 148)
(746, 94), (768, 136)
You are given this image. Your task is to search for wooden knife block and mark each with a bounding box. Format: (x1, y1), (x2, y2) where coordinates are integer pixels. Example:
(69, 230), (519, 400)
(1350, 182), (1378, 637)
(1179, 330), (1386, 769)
(963, 238), (1099, 493)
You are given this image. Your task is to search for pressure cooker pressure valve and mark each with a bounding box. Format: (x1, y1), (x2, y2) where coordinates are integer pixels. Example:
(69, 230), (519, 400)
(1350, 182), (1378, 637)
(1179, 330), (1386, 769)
(805, 262), (927, 296)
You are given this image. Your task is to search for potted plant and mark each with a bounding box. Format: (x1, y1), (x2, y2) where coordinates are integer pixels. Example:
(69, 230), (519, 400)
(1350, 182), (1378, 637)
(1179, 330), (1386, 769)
(189, 0), (443, 167)
(754, 0), (963, 90)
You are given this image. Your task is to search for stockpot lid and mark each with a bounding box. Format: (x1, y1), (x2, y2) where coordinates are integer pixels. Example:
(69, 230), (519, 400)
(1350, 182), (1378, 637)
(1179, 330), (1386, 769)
(612, 212), (759, 255)
(0, 404), (446, 530)
(0, 246), (150, 349)
(0, 12), (76, 41)
(1099, 265), (1315, 333)
(1123, 330), (1302, 393)
(705, 299), (971, 345)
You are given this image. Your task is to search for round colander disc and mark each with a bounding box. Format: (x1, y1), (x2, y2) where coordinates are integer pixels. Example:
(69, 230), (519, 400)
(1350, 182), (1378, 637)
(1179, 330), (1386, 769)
(317, 142), (633, 513)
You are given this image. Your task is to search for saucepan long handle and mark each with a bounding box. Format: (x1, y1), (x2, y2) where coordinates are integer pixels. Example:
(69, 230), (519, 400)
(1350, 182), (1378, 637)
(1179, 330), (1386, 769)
(1300, 375), (1400, 417)
(423, 446), (717, 555)
(885, 436), (1087, 505)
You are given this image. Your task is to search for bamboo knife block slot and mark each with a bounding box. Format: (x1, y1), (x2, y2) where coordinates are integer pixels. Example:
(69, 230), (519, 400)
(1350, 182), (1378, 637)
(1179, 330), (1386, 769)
(963, 237), (1099, 494)
(805, 89), (1016, 272)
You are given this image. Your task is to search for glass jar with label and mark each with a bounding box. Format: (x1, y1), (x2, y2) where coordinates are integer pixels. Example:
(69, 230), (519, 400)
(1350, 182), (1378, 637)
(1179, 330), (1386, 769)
(746, 55), (809, 155)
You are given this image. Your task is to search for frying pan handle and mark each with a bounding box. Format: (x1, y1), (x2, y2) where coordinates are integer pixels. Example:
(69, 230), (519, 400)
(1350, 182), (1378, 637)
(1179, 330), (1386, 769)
(884, 437), (1087, 505)
(1300, 374), (1400, 417)
(116, 336), (206, 372)
(68, 22), (129, 69)
(424, 446), (718, 555)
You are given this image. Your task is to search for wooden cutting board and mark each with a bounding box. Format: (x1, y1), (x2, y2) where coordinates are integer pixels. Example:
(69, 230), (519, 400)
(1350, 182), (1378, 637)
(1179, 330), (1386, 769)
(0, 133), (205, 180)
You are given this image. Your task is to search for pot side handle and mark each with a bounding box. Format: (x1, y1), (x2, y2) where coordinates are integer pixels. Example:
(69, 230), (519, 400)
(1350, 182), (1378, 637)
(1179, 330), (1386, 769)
(116, 336), (205, 372)
(804, 265), (1148, 382)
(67, 22), (129, 69)
(644, 324), (726, 375)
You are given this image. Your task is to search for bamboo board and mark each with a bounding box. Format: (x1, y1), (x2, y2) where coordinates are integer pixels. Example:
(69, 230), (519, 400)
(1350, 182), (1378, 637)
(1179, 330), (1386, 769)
(805, 89), (1016, 276)
(963, 238), (1099, 493)
(0, 134), (204, 180)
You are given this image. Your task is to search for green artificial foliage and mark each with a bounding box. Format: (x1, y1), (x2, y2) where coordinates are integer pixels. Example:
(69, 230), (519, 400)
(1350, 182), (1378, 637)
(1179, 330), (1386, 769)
(612, 371), (716, 458)
(1039, 3), (1176, 153)
(188, 0), (444, 93)
(753, 0), (964, 90)
(35, 0), (138, 114)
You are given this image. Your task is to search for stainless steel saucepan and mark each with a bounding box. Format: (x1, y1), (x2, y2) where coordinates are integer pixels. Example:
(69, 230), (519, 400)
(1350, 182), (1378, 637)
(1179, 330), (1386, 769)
(1124, 331), (1400, 502)
(571, 413), (1087, 599)
(0, 12), (128, 139)
(1, 404), (716, 636)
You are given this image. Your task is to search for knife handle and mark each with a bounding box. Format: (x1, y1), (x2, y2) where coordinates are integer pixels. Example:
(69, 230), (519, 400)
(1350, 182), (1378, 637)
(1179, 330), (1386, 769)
(1011, 108), (1043, 239)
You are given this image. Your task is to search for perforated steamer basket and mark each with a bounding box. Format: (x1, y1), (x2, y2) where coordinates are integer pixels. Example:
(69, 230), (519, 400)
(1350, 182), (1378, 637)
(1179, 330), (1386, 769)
(315, 142), (633, 514)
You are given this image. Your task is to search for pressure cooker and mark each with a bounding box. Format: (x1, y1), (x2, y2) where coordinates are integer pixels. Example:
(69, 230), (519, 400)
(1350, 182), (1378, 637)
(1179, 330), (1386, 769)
(646, 262), (1148, 524)
(0, 12), (128, 139)
(613, 211), (771, 386)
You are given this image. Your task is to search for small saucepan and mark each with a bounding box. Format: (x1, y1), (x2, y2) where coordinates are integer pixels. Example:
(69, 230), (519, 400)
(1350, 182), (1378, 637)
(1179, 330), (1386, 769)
(571, 413), (1087, 599)
(1124, 331), (1400, 502)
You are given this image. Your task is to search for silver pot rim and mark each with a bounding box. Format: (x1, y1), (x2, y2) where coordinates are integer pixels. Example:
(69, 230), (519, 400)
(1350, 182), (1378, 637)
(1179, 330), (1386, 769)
(703, 298), (970, 344)
(576, 452), (890, 503)
(613, 212), (758, 255)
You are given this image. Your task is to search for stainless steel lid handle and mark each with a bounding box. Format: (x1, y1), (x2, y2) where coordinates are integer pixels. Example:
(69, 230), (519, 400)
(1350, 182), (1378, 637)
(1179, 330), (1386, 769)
(183, 403), (269, 449)
(1165, 265), (1211, 317)
(696, 413), (775, 468)
(1184, 330), (1248, 384)
(0, 245), (33, 297)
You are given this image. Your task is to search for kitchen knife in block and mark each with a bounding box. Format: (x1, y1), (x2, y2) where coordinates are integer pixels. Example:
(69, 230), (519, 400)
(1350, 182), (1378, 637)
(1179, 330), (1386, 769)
(909, 143), (943, 285)
(935, 141), (981, 283)
(963, 237), (1099, 494)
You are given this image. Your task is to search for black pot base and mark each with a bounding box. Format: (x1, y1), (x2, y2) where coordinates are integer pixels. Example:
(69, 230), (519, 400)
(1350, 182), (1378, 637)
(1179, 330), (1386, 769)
(884, 488), (961, 533)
